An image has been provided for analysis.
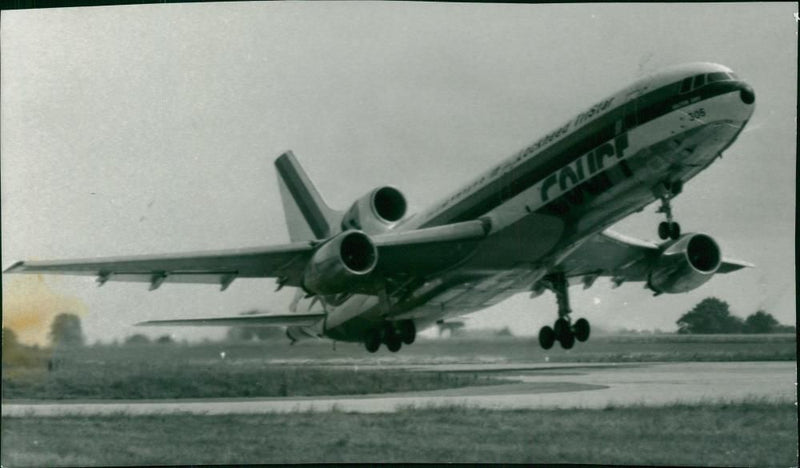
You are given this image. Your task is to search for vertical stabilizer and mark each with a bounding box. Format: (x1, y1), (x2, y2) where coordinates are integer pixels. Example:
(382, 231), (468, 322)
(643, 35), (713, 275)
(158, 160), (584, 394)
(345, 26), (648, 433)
(275, 151), (340, 241)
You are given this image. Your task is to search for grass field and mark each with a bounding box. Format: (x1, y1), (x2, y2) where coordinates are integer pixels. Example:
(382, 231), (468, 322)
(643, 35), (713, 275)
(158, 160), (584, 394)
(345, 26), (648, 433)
(3, 334), (794, 400)
(2, 401), (796, 465)
(2, 357), (503, 400)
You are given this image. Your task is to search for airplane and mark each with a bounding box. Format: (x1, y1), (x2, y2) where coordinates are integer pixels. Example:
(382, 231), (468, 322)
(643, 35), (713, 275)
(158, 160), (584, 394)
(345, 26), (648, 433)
(5, 62), (756, 352)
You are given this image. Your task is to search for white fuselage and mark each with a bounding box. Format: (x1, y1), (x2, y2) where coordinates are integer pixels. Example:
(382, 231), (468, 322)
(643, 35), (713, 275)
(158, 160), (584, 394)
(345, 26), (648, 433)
(289, 62), (755, 342)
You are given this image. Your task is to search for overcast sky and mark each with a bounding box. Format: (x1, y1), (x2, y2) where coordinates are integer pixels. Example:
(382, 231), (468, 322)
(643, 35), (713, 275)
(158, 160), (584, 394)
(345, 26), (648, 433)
(2, 2), (796, 345)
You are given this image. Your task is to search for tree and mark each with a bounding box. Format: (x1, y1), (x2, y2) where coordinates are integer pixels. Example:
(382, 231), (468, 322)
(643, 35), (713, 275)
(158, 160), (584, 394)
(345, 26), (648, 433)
(125, 334), (151, 345)
(155, 334), (174, 344)
(676, 297), (743, 334)
(49, 313), (85, 347)
(3, 328), (19, 351)
(743, 310), (780, 333)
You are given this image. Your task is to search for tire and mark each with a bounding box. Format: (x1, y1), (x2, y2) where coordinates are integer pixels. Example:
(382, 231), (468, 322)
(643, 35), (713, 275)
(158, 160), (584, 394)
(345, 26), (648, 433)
(573, 318), (590, 342)
(658, 221), (670, 240)
(364, 330), (381, 353)
(398, 320), (416, 345)
(559, 331), (575, 349)
(538, 326), (555, 350)
(385, 335), (402, 352)
(554, 318), (570, 342)
(669, 222), (681, 240)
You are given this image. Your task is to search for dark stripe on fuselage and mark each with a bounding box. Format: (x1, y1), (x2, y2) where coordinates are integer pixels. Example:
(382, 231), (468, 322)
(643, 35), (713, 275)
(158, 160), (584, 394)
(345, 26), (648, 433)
(420, 79), (746, 227)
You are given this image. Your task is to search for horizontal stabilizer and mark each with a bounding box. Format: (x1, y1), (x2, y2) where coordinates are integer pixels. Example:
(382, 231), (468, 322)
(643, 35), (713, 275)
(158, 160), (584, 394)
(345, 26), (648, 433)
(137, 312), (325, 327)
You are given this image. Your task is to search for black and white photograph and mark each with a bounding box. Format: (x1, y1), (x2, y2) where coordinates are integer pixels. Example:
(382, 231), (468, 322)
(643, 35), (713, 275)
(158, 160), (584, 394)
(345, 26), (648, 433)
(1, 2), (796, 465)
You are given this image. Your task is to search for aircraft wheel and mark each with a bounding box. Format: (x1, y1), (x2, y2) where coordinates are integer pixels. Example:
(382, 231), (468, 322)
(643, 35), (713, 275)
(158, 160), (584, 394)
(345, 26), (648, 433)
(364, 330), (381, 353)
(538, 326), (555, 350)
(553, 317), (571, 342)
(385, 334), (402, 352)
(398, 320), (416, 345)
(558, 331), (575, 349)
(669, 222), (681, 240)
(573, 318), (590, 342)
(658, 222), (670, 240)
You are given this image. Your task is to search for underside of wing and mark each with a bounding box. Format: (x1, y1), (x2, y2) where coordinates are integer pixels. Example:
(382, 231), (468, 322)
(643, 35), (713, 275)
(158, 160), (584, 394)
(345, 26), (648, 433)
(137, 312), (325, 327)
(3, 221), (489, 294)
(558, 230), (753, 285)
(3, 243), (314, 291)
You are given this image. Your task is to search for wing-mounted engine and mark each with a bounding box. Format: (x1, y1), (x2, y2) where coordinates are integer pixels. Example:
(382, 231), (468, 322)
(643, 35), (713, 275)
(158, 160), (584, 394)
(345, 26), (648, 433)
(648, 233), (722, 294)
(340, 186), (407, 234)
(302, 230), (379, 295)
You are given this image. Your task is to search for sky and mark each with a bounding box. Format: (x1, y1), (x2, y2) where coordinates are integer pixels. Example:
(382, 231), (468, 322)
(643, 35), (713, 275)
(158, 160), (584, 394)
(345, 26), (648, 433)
(2, 2), (796, 345)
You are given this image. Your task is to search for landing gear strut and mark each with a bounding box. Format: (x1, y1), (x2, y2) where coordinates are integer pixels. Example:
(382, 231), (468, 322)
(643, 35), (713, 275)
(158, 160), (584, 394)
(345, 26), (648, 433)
(655, 180), (682, 240)
(537, 273), (591, 350)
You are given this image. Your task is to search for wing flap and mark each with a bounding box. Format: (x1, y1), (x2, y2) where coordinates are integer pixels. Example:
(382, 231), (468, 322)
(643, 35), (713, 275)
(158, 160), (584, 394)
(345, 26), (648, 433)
(137, 312), (325, 327)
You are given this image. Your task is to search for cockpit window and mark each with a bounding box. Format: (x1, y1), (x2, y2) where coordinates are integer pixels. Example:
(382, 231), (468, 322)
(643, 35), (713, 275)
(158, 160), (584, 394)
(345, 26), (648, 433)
(726, 72), (739, 80)
(679, 77), (692, 93)
(707, 72), (729, 83)
(692, 74), (706, 89)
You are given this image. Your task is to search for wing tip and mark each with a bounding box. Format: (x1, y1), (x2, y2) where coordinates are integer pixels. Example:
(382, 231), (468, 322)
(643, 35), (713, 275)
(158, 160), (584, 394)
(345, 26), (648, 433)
(3, 261), (26, 274)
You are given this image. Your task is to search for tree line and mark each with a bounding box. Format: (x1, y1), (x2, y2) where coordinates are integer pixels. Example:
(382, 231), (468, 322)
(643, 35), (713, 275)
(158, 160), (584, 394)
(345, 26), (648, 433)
(676, 297), (794, 334)
(2, 299), (793, 351)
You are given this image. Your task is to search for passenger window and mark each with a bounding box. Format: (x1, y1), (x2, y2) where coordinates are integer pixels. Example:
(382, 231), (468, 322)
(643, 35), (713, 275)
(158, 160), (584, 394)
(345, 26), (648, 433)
(679, 77), (692, 93)
(707, 72), (729, 83)
(693, 74), (706, 89)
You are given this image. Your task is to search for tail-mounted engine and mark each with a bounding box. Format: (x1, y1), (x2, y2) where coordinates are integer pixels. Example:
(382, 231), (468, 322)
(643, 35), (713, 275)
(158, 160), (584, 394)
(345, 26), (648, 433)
(340, 186), (407, 234)
(648, 233), (722, 294)
(302, 230), (379, 295)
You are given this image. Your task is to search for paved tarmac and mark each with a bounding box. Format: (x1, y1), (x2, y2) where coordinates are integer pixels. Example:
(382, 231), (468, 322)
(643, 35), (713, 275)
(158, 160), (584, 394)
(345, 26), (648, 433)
(2, 361), (795, 416)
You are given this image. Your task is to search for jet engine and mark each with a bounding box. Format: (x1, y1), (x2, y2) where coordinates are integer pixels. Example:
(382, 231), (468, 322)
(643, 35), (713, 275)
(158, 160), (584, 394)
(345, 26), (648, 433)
(340, 186), (407, 234)
(302, 230), (378, 295)
(648, 233), (722, 294)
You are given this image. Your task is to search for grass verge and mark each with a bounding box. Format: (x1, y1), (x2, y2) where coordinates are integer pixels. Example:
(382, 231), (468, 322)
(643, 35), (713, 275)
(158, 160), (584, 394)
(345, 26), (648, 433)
(2, 362), (504, 400)
(2, 400), (796, 465)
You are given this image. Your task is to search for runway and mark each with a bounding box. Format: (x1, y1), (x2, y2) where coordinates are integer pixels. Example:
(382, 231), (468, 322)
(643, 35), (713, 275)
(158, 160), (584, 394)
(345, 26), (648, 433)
(2, 361), (795, 417)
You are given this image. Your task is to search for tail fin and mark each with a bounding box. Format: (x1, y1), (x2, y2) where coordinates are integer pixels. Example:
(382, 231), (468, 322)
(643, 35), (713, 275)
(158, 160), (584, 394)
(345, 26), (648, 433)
(275, 151), (340, 241)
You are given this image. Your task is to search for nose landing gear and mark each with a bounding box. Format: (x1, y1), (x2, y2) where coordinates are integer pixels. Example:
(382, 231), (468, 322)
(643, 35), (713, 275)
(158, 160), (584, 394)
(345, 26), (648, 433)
(537, 273), (592, 350)
(655, 180), (683, 240)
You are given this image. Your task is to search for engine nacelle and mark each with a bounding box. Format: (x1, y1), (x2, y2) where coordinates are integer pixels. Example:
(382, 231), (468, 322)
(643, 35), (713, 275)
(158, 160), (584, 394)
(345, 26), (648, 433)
(302, 230), (378, 295)
(340, 186), (407, 234)
(648, 233), (722, 294)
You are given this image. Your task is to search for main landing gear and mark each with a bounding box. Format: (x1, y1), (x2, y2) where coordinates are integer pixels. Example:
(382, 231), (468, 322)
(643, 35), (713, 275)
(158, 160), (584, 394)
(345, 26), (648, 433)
(363, 320), (416, 353)
(655, 180), (683, 240)
(537, 273), (591, 350)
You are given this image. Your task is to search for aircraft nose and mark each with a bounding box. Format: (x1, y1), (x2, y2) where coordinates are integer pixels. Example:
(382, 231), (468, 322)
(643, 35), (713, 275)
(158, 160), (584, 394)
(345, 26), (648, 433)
(739, 85), (755, 104)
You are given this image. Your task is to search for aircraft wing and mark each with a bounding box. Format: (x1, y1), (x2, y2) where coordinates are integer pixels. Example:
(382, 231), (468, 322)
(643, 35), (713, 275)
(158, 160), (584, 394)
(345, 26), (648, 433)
(3, 220), (488, 290)
(3, 243), (315, 291)
(137, 312), (325, 327)
(558, 230), (753, 284)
